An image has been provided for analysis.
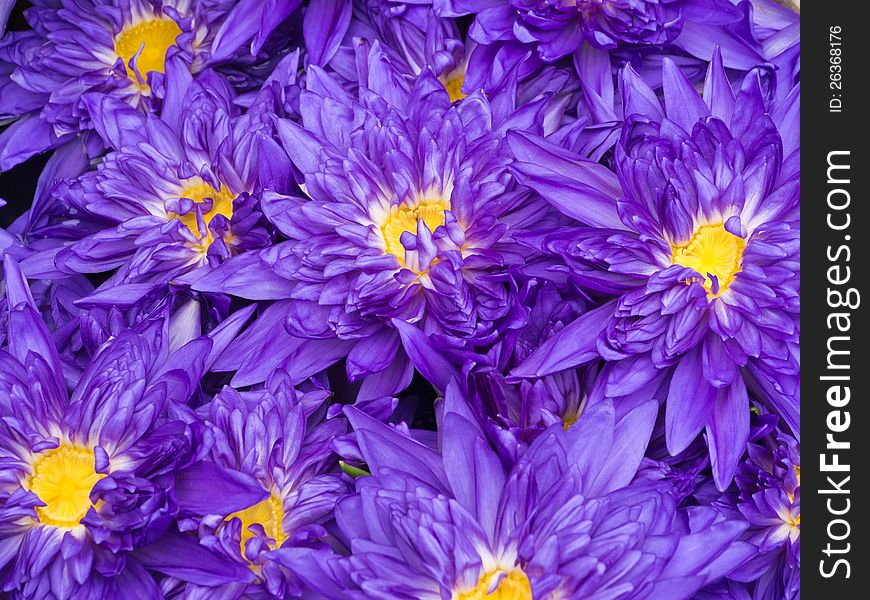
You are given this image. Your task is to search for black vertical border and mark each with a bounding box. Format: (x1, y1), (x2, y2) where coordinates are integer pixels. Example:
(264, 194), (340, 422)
(802, 2), (867, 596)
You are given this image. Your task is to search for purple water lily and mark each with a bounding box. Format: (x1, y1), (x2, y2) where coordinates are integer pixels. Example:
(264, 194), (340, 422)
(723, 428), (800, 600)
(194, 45), (565, 401)
(510, 50), (799, 489)
(333, 1), (572, 111)
(272, 385), (754, 599)
(163, 371), (348, 598)
(332, 1), (466, 97)
(425, 280), (600, 462)
(0, 0), (239, 170)
(472, 0), (683, 56)
(0, 256), (254, 597)
(17, 60), (298, 311)
(435, 0), (753, 63)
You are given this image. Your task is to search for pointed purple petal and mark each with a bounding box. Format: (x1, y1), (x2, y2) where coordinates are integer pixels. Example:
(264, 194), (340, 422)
(133, 532), (255, 585)
(391, 318), (458, 393)
(174, 461), (268, 514)
(666, 348), (716, 454)
(707, 379), (750, 490)
(510, 301), (615, 379)
(663, 58), (710, 133)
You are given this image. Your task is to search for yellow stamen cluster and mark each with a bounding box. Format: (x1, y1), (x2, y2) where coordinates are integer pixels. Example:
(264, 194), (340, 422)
(671, 223), (746, 296)
(381, 200), (448, 266)
(444, 75), (468, 102)
(225, 492), (287, 559)
(169, 181), (235, 249)
(26, 445), (105, 528)
(780, 507), (800, 542)
(114, 18), (182, 91)
(456, 569), (532, 600)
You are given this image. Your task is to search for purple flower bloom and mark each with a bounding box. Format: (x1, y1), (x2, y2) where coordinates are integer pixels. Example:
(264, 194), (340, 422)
(0, 256), (251, 597)
(412, 281), (600, 461)
(195, 46), (565, 399)
(20, 62), (295, 309)
(165, 371), (348, 598)
(497, 0), (684, 53)
(332, 1), (466, 96)
(510, 50), (799, 489)
(724, 429), (800, 600)
(435, 0), (750, 62)
(333, 3), (594, 141)
(0, 0), (241, 170)
(273, 387), (753, 598)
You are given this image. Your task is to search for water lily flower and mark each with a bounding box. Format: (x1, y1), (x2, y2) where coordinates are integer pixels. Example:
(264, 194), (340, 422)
(509, 50), (799, 489)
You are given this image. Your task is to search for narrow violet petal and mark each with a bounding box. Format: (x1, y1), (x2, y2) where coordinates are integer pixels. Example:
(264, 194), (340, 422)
(391, 318), (458, 393)
(708, 380), (750, 490)
(666, 347), (716, 455)
(133, 533), (255, 585)
(174, 461), (268, 514)
(510, 301), (616, 379)
(662, 58), (710, 133)
(303, 0), (352, 66)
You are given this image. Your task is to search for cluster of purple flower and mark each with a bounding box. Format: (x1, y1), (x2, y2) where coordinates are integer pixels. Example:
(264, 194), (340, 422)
(0, 0), (799, 598)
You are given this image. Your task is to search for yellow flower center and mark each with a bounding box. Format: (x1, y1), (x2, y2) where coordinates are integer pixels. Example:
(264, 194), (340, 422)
(444, 74), (467, 102)
(225, 492), (287, 558)
(787, 464), (800, 502)
(114, 18), (182, 91)
(671, 223), (746, 296)
(456, 569), (532, 600)
(780, 507), (800, 542)
(381, 200), (448, 266)
(169, 180), (235, 249)
(26, 445), (105, 529)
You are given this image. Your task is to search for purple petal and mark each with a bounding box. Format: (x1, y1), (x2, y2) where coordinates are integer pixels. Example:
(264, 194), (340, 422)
(701, 334), (739, 388)
(702, 47), (735, 125)
(666, 348), (716, 455)
(174, 461), (268, 514)
(507, 131), (626, 229)
(621, 63), (665, 121)
(280, 338), (355, 382)
(303, 0), (352, 66)
(346, 328), (400, 382)
(254, 0), (303, 53)
(391, 318), (458, 393)
(80, 93), (146, 149)
(344, 406), (450, 490)
(442, 412), (505, 537)
(662, 58), (710, 133)
(589, 400), (658, 495)
(510, 301), (616, 379)
(707, 379), (750, 490)
(192, 250), (296, 299)
(211, 0), (267, 60)
(357, 349), (414, 401)
(674, 22), (765, 71)
(133, 532), (255, 585)
(0, 113), (66, 170)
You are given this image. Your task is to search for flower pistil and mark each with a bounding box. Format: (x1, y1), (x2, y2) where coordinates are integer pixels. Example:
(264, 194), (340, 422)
(25, 444), (105, 528)
(671, 223), (745, 296)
